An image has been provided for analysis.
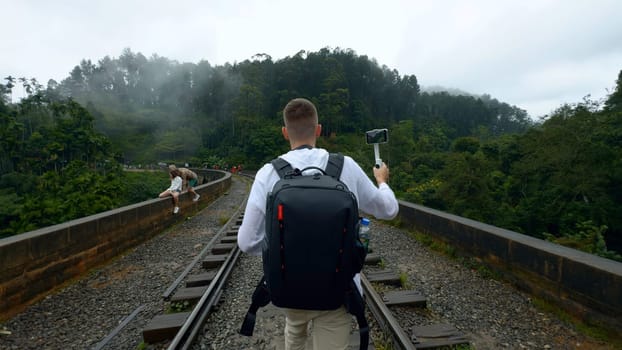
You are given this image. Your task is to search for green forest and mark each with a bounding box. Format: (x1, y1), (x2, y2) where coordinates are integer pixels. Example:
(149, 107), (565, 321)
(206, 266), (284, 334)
(1, 47), (621, 261)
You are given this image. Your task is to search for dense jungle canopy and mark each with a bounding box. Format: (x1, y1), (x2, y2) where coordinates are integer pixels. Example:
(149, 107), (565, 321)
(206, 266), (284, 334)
(1, 47), (621, 261)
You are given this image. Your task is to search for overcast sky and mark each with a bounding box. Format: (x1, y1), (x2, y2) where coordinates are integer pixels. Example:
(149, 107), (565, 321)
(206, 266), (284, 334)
(2, 0), (621, 118)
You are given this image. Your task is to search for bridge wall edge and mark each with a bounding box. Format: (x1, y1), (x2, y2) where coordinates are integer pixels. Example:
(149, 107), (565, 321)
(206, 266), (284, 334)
(0, 169), (231, 321)
(396, 199), (622, 332)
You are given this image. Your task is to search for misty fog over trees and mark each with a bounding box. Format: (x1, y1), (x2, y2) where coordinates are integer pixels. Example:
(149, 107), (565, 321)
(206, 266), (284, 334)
(29, 48), (530, 167)
(1, 47), (621, 261)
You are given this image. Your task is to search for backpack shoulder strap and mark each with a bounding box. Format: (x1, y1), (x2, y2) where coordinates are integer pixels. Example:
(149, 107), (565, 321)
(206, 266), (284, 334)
(325, 153), (345, 180)
(239, 276), (270, 336)
(271, 157), (294, 179)
(345, 280), (369, 350)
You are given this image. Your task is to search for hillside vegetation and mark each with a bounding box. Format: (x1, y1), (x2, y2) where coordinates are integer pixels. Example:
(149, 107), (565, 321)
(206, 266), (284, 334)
(1, 48), (620, 260)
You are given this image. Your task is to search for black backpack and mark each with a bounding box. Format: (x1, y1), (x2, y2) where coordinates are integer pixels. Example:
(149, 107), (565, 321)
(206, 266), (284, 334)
(240, 153), (369, 349)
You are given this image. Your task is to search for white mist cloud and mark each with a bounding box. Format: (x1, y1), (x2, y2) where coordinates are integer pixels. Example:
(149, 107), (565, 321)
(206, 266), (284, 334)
(1, 0), (621, 117)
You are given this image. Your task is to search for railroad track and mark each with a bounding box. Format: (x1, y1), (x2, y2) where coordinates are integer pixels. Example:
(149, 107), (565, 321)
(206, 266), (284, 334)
(128, 172), (470, 350)
(138, 207), (246, 349)
(165, 216), (243, 350)
(361, 255), (469, 349)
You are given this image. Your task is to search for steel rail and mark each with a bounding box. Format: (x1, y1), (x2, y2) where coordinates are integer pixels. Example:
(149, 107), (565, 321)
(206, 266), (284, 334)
(92, 305), (145, 350)
(162, 200), (245, 300)
(167, 247), (242, 350)
(361, 274), (417, 350)
(167, 200), (246, 350)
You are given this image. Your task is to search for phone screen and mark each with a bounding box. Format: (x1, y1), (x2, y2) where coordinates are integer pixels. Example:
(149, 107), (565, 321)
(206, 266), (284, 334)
(365, 129), (388, 144)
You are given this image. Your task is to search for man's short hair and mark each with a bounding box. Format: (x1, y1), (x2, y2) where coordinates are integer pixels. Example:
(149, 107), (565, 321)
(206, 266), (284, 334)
(283, 98), (318, 140)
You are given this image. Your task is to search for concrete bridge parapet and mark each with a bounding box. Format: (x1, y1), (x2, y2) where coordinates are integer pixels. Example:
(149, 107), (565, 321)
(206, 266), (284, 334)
(0, 169), (230, 321)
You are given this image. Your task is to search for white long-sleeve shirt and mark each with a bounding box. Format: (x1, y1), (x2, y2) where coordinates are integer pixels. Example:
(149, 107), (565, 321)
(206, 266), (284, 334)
(238, 148), (399, 256)
(167, 176), (182, 192)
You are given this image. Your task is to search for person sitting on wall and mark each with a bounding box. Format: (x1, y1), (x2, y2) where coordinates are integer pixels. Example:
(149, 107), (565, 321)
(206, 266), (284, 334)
(169, 165), (201, 202)
(159, 168), (182, 214)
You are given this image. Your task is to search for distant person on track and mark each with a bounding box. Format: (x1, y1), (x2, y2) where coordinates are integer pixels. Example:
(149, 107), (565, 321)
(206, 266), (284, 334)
(238, 97), (399, 350)
(159, 168), (182, 214)
(168, 165), (201, 202)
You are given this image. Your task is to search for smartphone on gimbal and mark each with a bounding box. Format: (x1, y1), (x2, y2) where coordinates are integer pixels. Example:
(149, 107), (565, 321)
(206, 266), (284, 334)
(365, 128), (388, 145)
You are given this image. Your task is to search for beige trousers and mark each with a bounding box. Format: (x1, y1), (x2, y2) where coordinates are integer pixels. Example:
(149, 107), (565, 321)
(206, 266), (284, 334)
(283, 306), (351, 350)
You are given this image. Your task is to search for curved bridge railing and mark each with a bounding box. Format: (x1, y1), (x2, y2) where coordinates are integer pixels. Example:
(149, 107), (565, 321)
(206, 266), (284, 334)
(396, 200), (622, 332)
(0, 169), (230, 321)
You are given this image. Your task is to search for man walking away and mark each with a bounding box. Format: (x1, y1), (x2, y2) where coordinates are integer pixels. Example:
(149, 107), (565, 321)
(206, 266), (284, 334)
(238, 97), (398, 350)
